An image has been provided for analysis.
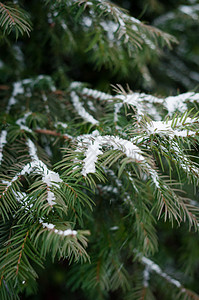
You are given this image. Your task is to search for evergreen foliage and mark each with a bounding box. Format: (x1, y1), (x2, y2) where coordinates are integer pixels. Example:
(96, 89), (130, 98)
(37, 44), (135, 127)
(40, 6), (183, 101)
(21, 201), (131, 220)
(0, 2), (31, 38)
(1, 1), (199, 299)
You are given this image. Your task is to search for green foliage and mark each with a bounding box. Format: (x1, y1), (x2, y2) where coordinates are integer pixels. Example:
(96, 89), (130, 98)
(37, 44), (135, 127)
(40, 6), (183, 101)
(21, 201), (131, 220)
(0, 2), (31, 38)
(1, 1), (199, 300)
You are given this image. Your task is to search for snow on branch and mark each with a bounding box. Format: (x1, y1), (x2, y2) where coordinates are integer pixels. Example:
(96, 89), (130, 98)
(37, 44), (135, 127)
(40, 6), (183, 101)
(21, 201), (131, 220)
(76, 0), (175, 48)
(154, 3), (199, 27)
(77, 132), (145, 176)
(27, 139), (63, 206)
(70, 81), (112, 101)
(81, 87), (112, 101)
(41, 222), (77, 236)
(179, 4), (199, 20)
(143, 265), (150, 287)
(164, 92), (199, 115)
(6, 76), (56, 113)
(70, 91), (99, 125)
(70, 82), (199, 123)
(76, 131), (162, 188)
(16, 112), (32, 133)
(113, 90), (199, 118)
(0, 130), (7, 165)
(54, 121), (73, 139)
(42, 93), (50, 114)
(6, 79), (32, 113)
(171, 142), (199, 180)
(145, 118), (197, 138)
(3, 139), (63, 206)
(141, 256), (185, 291)
(55, 121), (68, 129)
(70, 82), (162, 121)
(113, 92), (162, 121)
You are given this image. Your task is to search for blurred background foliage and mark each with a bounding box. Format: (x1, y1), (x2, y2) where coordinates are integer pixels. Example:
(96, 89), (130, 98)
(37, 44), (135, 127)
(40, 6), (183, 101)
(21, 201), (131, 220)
(1, 0), (199, 94)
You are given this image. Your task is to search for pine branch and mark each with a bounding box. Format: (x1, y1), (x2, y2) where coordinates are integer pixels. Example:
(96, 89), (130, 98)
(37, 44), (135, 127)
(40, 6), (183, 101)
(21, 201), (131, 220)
(76, 0), (177, 48)
(0, 225), (42, 282)
(1, 1), (199, 296)
(140, 256), (199, 300)
(34, 128), (71, 140)
(0, 2), (31, 38)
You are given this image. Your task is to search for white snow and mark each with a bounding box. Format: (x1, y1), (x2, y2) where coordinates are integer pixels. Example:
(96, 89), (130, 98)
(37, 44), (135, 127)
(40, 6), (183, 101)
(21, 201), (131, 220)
(114, 103), (123, 122)
(6, 82), (24, 113)
(110, 226), (119, 230)
(146, 119), (196, 138)
(16, 112), (32, 133)
(71, 91), (99, 125)
(78, 134), (145, 176)
(70, 81), (82, 89)
(69, 83), (197, 122)
(2, 139), (62, 206)
(87, 100), (97, 112)
(179, 4), (199, 20)
(81, 86), (112, 100)
(6, 80), (32, 113)
(143, 266), (150, 287)
(7, 76), (56, 113)
(42, 222), (55, 229)
(55, 121), (68, 128)
(164, 92), (199, 115)
(100, 20), (118, 40)
(0, 130), (7, 164)
(81, 139), (102, 176)
(13, 190), (27, 202)
(113, 90), (199, 118)
(42, 93), (50, 113)
(141, 256), (182, 289)
(147, 165), (160, 188)
(42, 222), (77, 236)
(77, 132), (161, 188)
(27, 139), (63, 205)
(171, 142), (199, 176)
(82, 16), (92, 27)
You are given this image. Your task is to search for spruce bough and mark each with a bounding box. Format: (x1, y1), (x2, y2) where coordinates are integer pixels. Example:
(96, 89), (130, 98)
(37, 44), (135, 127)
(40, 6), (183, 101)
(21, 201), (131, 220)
(1, 1), (199, 299)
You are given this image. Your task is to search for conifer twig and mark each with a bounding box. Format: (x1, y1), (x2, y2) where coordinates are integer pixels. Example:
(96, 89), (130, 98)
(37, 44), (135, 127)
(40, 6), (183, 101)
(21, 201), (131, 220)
(16, 231), (29, 275)
(34, 129), (71, 140)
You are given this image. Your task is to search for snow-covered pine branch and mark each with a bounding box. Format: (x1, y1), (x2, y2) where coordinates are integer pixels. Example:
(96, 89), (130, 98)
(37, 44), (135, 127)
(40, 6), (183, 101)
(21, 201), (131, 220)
(6, 79), (32, 113)
(75, 0), (176, 48)
(140, 255), (199, 298)
(2, 139), (63, 206)
(70, 91), (99, 125)
(2, 1), (199, 298)
(6, 76), (56, 113)
(16, 112), (32, 133)
(70, 82), (199, 124)
(144, 118), (198, 138)
(141, 256), (183, 290)
(76, 132), (146, 175)
(41, 222), (77, 236)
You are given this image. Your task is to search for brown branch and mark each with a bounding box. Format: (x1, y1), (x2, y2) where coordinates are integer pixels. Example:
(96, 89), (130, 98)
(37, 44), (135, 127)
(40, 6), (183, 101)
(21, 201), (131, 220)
(16, 231), (29, 275)
(34, 129), (71, 140)
(140, 286), (147, 300)
(0, 85), (9, 90)
(0, 3), (16, 25)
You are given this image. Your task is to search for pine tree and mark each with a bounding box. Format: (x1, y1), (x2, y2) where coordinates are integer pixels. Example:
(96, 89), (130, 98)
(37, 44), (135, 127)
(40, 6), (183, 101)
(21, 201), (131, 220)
(1, 1), (199, 299)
